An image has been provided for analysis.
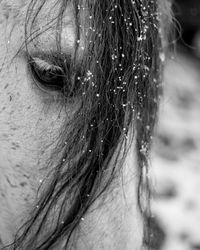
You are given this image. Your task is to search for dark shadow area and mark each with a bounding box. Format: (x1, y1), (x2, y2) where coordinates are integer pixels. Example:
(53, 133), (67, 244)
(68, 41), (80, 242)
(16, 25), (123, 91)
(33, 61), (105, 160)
(173, 0), (200, 56)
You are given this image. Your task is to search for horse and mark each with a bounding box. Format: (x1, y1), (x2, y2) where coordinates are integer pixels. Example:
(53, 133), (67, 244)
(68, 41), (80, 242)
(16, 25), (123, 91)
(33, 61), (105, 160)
(0, 0), (171, 249)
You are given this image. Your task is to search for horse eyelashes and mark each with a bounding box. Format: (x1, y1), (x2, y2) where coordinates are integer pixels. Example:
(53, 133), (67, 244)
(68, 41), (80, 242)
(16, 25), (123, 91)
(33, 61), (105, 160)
(28, 53), (82, 99)
(28, 56), (67, 92)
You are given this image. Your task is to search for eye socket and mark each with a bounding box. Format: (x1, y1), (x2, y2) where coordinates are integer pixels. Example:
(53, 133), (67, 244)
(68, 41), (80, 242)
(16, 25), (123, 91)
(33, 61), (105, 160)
(29, 57), (67, 92)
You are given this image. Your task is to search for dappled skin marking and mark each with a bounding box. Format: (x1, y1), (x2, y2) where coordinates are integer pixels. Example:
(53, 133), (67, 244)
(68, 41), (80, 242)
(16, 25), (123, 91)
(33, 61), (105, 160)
(0, 0), (68, 246)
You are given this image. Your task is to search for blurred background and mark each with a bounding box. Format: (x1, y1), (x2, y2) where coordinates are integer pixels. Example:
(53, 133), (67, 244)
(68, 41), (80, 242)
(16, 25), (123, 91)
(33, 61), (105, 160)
(148, 1), (200, 250)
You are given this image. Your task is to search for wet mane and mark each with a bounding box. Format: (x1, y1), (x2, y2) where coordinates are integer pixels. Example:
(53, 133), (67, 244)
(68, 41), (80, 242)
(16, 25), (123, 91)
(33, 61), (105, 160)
(6, 0), (171, 249)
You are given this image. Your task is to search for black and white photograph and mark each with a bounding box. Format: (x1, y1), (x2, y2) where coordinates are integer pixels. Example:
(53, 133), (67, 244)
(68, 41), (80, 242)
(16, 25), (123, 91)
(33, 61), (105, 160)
(0, 1), (199, 249)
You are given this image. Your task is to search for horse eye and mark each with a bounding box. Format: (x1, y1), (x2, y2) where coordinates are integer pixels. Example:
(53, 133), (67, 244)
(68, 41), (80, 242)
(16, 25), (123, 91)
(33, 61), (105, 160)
(29, 57), (66, 92)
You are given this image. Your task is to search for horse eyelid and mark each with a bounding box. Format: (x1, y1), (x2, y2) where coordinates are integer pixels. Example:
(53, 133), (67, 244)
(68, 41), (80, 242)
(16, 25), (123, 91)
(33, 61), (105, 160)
(27, 55), (67, 93)
(30, 57), (64, 72)
(27, 52), (82, 96)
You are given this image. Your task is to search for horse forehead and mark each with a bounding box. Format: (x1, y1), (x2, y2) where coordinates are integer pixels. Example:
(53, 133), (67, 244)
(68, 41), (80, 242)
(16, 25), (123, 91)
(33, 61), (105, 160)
(0, 0), (76, 51)
(0, 1), (72, 22)
(0, 0), (27, 19)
